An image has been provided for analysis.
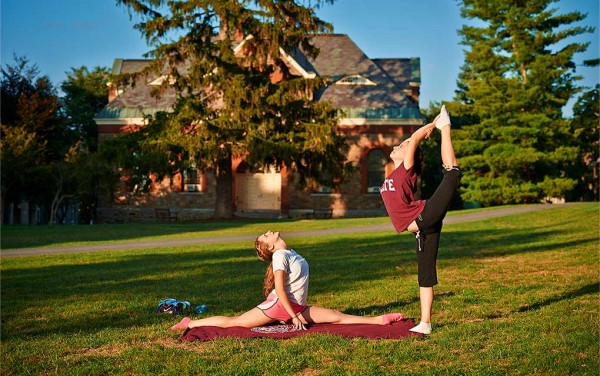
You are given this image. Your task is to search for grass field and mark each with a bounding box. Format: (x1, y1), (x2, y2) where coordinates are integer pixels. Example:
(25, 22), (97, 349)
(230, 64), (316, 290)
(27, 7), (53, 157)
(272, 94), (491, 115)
(1, 203), (598, 375)
(0, 206), (502, 250)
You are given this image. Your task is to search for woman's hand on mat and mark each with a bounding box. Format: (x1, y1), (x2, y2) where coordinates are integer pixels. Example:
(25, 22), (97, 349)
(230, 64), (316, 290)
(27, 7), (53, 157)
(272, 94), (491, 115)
(292, 316), (306, 330)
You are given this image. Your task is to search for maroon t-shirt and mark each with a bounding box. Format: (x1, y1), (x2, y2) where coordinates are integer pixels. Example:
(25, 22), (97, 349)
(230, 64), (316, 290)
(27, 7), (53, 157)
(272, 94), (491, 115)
(380, 164), (425, 233)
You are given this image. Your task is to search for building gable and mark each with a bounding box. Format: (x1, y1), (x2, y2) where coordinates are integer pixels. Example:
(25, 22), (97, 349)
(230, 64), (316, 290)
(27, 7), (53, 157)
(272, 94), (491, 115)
(285, 35), (423, 123)
(95, 34), (424, 131)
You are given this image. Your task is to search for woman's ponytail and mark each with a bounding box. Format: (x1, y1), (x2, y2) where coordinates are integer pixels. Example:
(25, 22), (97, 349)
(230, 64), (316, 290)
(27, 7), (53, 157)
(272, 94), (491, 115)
(255, 238), (275, 297)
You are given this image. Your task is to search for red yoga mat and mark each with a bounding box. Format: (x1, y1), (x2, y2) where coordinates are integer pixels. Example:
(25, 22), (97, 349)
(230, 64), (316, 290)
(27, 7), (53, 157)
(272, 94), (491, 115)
(180, 319), (422, 341)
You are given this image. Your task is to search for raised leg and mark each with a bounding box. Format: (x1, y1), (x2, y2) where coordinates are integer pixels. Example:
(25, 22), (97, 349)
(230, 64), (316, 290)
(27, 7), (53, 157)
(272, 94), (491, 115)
(435, 105), (458, 168)
(440, 126), (457, 169)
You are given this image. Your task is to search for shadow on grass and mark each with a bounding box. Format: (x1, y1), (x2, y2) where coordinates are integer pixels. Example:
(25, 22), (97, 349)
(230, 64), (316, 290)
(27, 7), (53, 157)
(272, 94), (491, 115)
(342, 292), (456, 317)
(484, 282), (599, 319)
(1, 247), (261, 339)
(0, 218), (291, 249)
(1, 214), (595, 340)
(1, 235), (407, 339)
(3, 203), (589, 249)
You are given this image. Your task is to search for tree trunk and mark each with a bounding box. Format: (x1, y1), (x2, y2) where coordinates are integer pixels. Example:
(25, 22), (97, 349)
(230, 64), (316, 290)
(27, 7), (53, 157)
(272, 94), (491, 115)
(213, 145), (234, 219)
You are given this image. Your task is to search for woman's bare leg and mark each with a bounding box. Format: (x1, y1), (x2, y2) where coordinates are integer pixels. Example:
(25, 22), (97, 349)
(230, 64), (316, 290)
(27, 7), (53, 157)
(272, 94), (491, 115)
(436, 106), (458, 168)
(419, 287), (433, 323)
(299, 306), (404, 325)
(407, 287), (434, 334)
(440, 126), (457, 168)
(172, 308), (274, 330)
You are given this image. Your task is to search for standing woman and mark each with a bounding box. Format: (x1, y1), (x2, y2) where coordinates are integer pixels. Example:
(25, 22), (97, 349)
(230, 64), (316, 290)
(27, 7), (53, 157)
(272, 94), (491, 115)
(170, 231), (405, 331)
(380, 105), (461, 334)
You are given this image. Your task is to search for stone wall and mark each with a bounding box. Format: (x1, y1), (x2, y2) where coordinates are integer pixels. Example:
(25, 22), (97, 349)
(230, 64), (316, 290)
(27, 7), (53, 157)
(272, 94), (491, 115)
(98, 173), (217, 223)
(98, 207), (214, 223)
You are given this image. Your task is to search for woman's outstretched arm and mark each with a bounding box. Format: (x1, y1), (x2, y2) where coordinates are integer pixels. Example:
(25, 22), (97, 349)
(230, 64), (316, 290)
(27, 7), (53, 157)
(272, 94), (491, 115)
(403, 120), (436, 170)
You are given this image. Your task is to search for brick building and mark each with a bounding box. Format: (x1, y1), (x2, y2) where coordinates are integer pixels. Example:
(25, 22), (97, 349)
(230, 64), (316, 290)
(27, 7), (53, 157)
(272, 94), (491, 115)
(94, 34), (424, 222)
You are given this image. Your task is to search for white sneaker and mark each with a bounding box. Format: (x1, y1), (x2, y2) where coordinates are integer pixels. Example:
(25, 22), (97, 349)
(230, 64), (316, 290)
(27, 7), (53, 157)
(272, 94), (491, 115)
(409, 321), (432, 334)
(435, 105), (451, 130)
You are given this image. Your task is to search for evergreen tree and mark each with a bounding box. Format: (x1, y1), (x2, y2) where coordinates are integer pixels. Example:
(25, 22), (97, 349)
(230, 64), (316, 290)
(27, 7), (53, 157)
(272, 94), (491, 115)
(452, 0), (594, 205)
(568, 84), (599, 201)
(114, 0), (346, 218)
(61, 66), (110, 152)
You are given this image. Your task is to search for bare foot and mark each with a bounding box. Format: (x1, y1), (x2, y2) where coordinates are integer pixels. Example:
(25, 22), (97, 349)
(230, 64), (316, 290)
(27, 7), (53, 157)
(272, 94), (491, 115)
(170, 317), (191, 331)
(381, 313), (405, 325)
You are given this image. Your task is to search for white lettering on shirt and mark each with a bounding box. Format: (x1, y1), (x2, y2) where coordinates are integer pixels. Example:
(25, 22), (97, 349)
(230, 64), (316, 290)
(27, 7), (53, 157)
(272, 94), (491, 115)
(380, 179), (396, 192)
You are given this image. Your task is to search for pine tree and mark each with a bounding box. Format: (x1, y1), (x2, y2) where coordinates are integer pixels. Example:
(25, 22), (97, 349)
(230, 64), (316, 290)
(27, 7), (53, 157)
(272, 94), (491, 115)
(452, 0), (594, 205)
(114, 0), (346, 218)
(568, 84), (599, 201)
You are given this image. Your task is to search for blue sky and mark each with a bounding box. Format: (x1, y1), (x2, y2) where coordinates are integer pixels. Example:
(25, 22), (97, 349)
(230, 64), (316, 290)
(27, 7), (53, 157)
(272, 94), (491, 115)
(2, 0), (598, 116)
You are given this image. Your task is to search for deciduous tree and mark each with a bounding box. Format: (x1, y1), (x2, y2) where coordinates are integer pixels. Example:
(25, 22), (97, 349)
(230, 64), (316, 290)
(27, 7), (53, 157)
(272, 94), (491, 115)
(0, 56), (71, 223)
(61, 66), (110, 152)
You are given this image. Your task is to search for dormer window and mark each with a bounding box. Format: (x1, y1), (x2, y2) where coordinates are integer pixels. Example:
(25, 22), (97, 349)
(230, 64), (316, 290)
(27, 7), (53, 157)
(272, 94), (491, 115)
(149, 75), (175, 86)
(335, 75), (376, 86)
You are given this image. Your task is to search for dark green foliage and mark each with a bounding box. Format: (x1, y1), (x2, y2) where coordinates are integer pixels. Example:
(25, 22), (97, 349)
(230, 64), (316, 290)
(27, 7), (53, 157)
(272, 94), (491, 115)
(1, 55), (70, 163)
(566, 84), (600, 201)
(61, 66), (110, 152)
(60, 66), (116, 223)
(113, 0), (346, 218)
(0, 56), (71, 221)
(1, 57), (115, 224)
(452, 0), (594, 205)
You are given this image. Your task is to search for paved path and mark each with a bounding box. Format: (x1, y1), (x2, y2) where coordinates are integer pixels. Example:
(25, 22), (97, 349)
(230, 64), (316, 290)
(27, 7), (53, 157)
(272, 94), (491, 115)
(1, 204), (572, 258)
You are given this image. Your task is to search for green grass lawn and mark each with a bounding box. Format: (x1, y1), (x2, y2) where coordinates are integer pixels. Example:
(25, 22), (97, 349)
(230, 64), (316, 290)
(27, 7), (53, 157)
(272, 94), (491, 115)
(0, 205), (502, 249)
(1, 203), (598, 375)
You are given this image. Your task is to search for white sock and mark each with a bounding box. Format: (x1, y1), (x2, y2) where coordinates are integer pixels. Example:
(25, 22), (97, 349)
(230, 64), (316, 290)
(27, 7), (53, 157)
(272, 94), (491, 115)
(409, 321), (432, 334)
(435, 105), (451, 129)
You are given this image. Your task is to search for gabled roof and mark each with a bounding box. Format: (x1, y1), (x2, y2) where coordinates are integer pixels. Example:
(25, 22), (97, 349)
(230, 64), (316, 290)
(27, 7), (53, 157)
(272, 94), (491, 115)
(95, 59), (178, 120)
(289, 35), (423, 121)
(95, 34), (423, 123)
(372, 58), (421, 88)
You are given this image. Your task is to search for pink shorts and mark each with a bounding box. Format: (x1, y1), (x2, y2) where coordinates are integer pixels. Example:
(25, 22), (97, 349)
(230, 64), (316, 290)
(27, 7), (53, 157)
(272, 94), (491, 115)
(257, 293), (307, 322)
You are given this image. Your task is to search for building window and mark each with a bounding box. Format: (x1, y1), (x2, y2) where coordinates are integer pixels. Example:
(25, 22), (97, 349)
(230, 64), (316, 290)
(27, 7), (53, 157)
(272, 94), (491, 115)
(367, 149), (388, 193)
(183, 168), (203, 192)
(335, 74), (376, 86)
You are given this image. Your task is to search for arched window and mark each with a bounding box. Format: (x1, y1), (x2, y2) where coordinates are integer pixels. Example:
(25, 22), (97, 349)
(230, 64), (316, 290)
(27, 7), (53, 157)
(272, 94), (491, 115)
(367, 149), (388, 193)
(335, 74), (376, 86)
